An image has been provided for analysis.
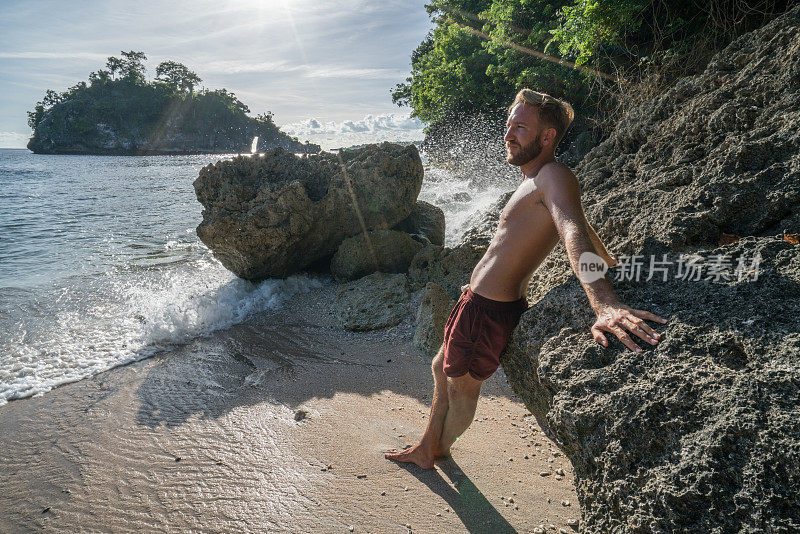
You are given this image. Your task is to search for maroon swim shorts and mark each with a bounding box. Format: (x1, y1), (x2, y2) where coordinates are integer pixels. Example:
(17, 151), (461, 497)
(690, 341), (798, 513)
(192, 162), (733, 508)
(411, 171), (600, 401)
(442, 287), (528, 381)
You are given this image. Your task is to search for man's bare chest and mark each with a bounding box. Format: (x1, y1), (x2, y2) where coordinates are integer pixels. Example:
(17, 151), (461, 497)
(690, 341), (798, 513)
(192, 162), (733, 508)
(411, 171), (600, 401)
(497, 181), (549, 230)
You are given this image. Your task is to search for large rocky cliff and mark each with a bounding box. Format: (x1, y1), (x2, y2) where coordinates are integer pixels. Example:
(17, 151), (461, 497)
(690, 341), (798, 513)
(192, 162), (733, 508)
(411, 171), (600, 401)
(503, 8), (800, 532)
(414, 6), (800, 532)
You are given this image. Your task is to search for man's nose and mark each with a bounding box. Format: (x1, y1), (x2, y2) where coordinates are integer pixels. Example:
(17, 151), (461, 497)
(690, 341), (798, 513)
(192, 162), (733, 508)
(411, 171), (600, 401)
(504, 127), (514, 142)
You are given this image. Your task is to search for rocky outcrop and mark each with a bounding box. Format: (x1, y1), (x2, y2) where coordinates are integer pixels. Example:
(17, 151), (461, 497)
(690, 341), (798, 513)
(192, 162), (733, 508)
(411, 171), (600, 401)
(494, 8), (800, 532)
(413, 282), (455, 358)
(27, 117), (317, 155)
(504, 238), (800, 533)
(407, 243), (485, 299)
(194, 143), (424, 280)
(392, 200), (446, 246)
(331, 229), (423, 282)
(27, 88), (318, 155)
(335, 272), (410, 331)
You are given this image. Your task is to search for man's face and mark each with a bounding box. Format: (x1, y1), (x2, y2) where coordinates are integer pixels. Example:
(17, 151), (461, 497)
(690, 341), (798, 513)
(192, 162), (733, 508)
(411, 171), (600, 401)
(505, 103), (543, 166)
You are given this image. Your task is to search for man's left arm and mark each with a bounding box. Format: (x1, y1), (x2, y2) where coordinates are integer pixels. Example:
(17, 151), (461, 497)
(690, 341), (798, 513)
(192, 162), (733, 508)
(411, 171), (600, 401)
(538, 164), (666, 353)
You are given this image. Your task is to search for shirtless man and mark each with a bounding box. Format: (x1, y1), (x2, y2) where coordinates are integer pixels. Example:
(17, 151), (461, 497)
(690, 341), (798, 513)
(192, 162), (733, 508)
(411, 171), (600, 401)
(385, 89), (667, 470)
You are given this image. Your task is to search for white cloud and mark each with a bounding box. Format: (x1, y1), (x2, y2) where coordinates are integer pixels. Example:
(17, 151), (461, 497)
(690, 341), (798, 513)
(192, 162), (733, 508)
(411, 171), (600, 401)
(0, 131), (31, 149)
(283, 113), (425, 149)
(0, 51), (108, 60)
(202, 59), (302, 75)
(201, 59), (407, 80)
(303, 66), (409, 79)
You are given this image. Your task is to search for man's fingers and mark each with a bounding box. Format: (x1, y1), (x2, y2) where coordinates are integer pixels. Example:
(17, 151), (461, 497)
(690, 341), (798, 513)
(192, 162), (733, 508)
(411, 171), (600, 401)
(610, 325), (642, 353)
(633, 318), (659, 340)
(630, 308), (667, 324)
(621, 317), (659, 345)
(591, 325), (608, 347)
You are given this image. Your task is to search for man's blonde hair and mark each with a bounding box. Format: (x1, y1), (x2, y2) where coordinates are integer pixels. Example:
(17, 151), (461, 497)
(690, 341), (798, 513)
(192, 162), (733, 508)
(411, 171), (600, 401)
(508, 89), (575, 148)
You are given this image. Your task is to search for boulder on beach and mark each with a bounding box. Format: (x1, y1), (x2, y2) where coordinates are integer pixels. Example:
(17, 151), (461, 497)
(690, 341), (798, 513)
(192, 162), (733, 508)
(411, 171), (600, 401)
(421, 7), (800, 532)
(335, 272), (410, 331)
(193, 142), (424, 280)
(330, 229), (423, 282)
(392, 200), (446, 246)
(413, 282), (455, 358)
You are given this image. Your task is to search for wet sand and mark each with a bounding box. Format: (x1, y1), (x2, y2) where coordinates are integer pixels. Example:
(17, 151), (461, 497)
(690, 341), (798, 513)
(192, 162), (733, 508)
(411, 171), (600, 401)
(0, 283), (579, 533)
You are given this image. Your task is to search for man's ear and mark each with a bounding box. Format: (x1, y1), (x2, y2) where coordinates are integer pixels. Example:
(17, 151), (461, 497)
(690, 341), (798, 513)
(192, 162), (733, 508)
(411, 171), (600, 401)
(542, 127), (557, 148)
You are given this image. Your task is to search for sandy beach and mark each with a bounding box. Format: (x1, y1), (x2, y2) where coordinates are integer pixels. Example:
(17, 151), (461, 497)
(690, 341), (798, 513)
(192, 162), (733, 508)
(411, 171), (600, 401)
(1, 282), (579, 533)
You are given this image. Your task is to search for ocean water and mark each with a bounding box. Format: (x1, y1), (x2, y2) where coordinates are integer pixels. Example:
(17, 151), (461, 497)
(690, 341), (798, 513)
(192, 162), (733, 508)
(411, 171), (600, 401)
(0, 147), (516, 405)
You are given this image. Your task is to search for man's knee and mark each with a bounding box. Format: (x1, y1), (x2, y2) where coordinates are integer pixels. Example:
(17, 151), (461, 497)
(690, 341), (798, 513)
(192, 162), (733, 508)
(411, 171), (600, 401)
(446, 374), (482, 403)
(431, 345), (445, 376)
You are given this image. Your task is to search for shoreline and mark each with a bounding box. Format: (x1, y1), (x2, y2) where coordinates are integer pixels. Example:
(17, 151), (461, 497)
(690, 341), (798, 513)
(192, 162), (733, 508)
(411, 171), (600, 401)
(24, 148), (318, 156)
(0, 283), (579, 533)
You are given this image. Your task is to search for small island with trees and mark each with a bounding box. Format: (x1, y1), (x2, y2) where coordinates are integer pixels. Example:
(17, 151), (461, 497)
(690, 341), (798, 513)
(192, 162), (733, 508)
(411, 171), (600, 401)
(27, 51), (319, 155)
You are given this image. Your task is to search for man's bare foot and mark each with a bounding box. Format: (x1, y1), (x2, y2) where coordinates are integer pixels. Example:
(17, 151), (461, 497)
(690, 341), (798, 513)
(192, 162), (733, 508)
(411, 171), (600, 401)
(384, 443), (436, 470)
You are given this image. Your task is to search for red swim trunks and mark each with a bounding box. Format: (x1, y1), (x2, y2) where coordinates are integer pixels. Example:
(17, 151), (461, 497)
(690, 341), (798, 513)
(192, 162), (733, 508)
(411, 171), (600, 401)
(442, 287), (528, 381)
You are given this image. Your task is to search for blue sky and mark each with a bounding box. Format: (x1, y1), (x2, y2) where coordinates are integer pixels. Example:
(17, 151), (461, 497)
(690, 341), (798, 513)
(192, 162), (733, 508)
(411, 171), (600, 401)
(0, 0), (432, 148)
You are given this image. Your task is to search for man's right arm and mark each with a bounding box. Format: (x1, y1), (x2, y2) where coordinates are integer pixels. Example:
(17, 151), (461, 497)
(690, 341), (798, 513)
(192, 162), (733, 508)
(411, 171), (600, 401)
(538, 164), (666, 353)
(587, 222), (617, 267)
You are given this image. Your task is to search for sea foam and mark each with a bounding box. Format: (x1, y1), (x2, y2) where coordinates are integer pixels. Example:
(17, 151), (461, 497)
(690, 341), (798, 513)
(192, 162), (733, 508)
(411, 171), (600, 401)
(0, 255), (327, 406)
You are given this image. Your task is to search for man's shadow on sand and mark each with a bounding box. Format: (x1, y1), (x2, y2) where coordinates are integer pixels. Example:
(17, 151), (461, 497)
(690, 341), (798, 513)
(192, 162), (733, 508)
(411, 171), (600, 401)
(395, 457), (518, 534)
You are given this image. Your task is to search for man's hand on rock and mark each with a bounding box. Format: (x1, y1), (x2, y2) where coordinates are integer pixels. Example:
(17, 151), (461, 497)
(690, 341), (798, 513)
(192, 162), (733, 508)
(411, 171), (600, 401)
(591, 303), (667, 353)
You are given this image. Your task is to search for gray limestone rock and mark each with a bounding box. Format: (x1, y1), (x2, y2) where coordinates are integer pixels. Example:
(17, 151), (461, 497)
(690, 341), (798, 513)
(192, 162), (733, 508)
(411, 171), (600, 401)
(413, 282), (455, 358)
(502, 238), (800, 533)
(407, 243), (484, 299)
(330, 229), (423, 282)
(392, 200), (446, 246)
(194, 143), (424, 280)
(335, 272), (410, 331)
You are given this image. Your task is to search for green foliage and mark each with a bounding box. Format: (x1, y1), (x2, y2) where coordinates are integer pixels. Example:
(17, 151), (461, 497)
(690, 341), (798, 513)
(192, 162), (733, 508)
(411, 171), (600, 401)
(392, 0), (585, 123)
(550, 0), (645, 66)
(89, 69), (111, 86)
(105, 52), (148, 83)
(119, 51), (148, 84)
(105, 56), (124, 79)
(255, 111), (275, 125)
(26, 104), (44, 130)
(395, 0), (796, 127)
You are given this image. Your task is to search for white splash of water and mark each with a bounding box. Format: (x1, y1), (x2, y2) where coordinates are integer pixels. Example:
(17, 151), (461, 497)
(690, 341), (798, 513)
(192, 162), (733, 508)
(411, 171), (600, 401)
(0, 256), (328, 406)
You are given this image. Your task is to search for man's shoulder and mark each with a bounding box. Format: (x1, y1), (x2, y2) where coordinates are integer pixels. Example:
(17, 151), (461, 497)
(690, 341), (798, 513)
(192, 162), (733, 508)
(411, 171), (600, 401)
(539, 160), (576, 179)
(535, 161), (580, 193)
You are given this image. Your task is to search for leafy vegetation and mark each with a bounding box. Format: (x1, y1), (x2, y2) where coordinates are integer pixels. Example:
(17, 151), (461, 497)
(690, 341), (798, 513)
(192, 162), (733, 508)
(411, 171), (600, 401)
(28, 51), (314, 154)
(393, 0), (796, 128)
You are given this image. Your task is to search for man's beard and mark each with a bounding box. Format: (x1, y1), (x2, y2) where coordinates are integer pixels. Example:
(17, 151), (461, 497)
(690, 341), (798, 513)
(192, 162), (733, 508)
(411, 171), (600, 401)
(506, 135), (542, 166)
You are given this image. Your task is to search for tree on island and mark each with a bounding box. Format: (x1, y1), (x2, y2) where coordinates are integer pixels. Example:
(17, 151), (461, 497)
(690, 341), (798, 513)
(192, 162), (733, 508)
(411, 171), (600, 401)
(155, 60), (202, 93)
(105, 51), (148, 84)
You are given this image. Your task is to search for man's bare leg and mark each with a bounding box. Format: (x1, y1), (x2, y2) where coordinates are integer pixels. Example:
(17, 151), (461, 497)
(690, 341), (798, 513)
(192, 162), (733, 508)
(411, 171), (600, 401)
(384, 346), (449, 469)
(438, 373), (482, 457)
